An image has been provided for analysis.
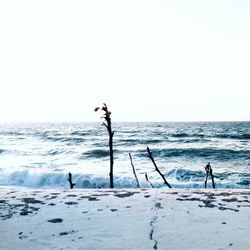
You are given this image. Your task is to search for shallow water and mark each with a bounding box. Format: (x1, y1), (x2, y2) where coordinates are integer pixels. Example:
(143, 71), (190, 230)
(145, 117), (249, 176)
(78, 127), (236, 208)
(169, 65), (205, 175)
(0, 122), (249, 188)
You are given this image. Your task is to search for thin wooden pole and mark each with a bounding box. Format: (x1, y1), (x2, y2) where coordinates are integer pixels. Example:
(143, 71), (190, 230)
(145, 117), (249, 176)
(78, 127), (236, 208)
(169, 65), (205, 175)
(204, 171), (209, 188)
(129, 153), (140, 188)
(147, 147), (172, 188)
(210, 166), (215, 189)
(205, 163), (215, 189)
(95, 103), (114, 188)
(68, 172), (76, 189)
(145, 173), (154, 188)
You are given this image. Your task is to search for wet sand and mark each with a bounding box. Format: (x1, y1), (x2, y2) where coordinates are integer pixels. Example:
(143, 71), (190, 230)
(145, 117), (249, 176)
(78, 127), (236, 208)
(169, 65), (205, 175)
(1, 188), (250, 250)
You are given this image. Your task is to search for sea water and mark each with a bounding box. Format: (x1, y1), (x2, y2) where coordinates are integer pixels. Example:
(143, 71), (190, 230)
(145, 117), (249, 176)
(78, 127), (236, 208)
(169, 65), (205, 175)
(0, 122), (249, 189)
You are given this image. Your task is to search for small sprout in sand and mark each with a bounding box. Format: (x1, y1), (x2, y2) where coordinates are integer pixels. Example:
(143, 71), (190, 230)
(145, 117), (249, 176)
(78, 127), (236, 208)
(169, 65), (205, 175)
(67, 172), (76, 189)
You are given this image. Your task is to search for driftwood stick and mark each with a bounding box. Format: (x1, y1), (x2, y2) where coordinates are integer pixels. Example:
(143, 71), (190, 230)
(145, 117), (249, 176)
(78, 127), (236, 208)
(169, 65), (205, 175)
(129, 153), (140, 188)
(95, 103), (114, 188)
(210, 166), (215, 189)
(205, 163), (215, 189)
(68, 172), (76, 189)
(145, 173), (154, 188)
(204, 171), (209, 188)
(147, 147), (172, 188)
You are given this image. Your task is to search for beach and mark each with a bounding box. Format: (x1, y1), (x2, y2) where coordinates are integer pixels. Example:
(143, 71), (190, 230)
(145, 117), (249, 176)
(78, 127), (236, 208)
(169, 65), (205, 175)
(1, 0), (250, 248)
(1, 188), (250, 250)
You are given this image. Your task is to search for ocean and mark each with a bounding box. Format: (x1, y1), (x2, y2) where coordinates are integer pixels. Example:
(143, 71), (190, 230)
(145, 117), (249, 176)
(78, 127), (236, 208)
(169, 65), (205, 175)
(0, 122), (249, 189)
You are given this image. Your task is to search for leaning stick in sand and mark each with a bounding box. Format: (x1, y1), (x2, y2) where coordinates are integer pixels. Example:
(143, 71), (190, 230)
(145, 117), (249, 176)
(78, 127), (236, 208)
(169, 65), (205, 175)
(147, 147), (172, 188)
(210, 165), (215, 189)
(145, 173), (154, 188)
(68, 172), (76, 189)
(205, 169), (209, 188)
(129, 153), (140, 188)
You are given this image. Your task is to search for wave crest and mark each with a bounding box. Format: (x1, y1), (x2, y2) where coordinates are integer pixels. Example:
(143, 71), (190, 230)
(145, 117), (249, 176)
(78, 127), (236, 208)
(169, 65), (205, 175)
(1, 168), (250, 189)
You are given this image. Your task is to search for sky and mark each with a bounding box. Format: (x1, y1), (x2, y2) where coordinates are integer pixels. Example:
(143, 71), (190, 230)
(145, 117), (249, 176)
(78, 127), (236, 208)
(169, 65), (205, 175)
(0, 0), (249, 122)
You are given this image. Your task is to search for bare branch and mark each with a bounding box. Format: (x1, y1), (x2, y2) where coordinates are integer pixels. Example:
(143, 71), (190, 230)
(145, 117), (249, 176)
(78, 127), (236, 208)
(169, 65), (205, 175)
(147, 147), (172, 188)
(102, 122), (108, 130)
(129, 153), (140, 188)
(94, 103), (114, 188)
(204, 163), (215, 189)
(67, 172), (76, 189)
(145, 173), (154, 188)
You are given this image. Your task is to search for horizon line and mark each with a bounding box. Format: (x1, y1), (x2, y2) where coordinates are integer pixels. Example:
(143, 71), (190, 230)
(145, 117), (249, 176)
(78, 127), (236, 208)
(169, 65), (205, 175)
(0, 120), (249, 124)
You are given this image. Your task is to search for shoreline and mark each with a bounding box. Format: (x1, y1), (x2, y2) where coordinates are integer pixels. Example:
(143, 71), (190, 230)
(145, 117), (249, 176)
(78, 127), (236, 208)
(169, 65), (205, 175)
(1, 188), (250, 249)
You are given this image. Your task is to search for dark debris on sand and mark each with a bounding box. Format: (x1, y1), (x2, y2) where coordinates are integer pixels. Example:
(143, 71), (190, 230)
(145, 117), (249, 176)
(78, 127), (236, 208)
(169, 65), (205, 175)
(65, 201), (79, 205)
(47, 218), (63, 223)
(114, 191), (139, 198)
(175, 195), (243, 210)
(58, 230), (77, 236)
(21, 197), (45, 204)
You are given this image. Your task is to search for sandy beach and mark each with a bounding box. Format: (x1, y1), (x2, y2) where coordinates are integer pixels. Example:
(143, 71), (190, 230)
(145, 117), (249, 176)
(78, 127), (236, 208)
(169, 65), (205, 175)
(1, 188), (250, 250)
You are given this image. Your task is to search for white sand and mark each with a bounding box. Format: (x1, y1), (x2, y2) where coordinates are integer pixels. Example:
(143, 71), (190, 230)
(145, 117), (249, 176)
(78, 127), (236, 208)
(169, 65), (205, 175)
(0, 188), (250, 250)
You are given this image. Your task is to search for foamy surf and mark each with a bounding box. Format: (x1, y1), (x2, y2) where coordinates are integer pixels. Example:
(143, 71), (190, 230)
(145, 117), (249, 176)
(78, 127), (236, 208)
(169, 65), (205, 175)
(0, 122), (249, 189)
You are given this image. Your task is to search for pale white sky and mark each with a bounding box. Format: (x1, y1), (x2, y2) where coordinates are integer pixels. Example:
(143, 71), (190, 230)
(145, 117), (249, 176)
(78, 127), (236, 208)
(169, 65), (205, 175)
(0, 0), (249, 122)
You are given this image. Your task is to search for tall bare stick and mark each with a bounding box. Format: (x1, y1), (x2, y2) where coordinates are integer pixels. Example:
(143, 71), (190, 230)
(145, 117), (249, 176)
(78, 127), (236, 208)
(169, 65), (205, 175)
(129, 153), (140, 188)
(147, 147), (172, 188)
(95, 104), (114, 188)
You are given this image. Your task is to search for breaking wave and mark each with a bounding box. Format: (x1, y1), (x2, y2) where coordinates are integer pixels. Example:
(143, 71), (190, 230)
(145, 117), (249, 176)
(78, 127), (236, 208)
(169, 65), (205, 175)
(1, 168), (250, 189)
